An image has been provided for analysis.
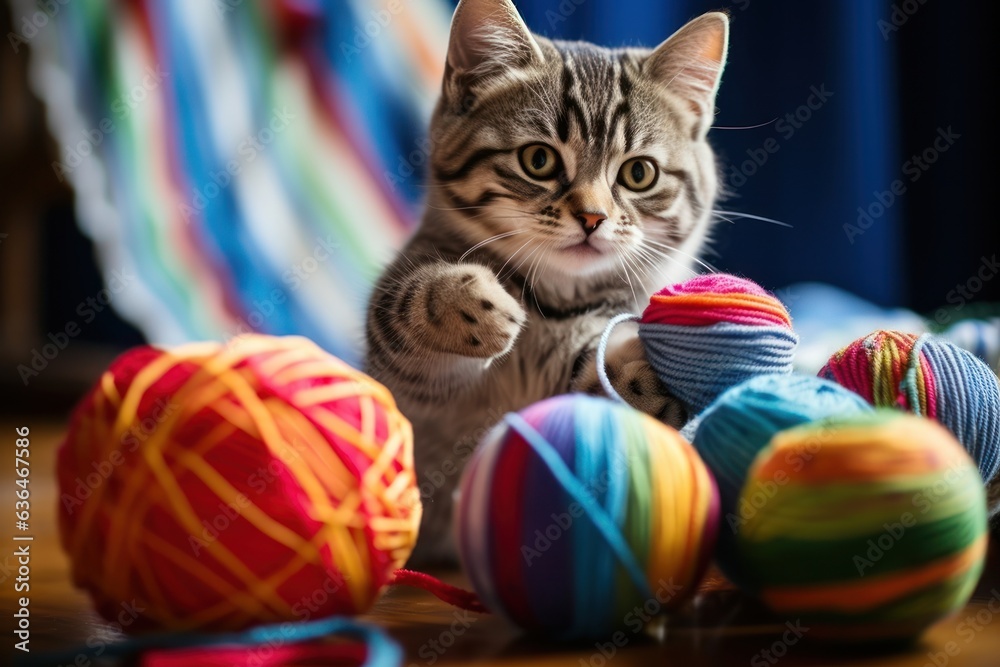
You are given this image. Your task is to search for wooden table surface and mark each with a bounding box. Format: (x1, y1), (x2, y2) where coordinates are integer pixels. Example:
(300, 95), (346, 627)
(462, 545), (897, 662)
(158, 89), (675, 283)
(4, 420), (1000, 666)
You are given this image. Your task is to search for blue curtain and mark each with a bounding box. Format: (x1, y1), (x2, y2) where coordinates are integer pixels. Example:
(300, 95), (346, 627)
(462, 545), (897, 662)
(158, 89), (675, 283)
(438, 1), (995, 312)
(507, 0), (903, 305)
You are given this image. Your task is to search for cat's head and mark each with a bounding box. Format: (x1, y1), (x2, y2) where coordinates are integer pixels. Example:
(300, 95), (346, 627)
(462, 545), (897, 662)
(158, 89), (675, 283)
(427, 0), (728, 295)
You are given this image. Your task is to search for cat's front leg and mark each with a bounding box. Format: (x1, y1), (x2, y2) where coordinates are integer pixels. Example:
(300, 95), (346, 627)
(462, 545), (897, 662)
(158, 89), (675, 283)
(573, 336), (687, 428)
(367, 262), (527, 387)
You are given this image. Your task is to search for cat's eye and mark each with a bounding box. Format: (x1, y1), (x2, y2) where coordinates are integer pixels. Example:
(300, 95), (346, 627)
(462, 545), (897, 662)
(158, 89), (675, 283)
(519, 144), (560, 180)
(618, 158), (659, 192)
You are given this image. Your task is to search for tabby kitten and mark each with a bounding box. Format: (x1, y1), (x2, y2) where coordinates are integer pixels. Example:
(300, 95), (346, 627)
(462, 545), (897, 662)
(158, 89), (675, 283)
(366, 0), (729, 563)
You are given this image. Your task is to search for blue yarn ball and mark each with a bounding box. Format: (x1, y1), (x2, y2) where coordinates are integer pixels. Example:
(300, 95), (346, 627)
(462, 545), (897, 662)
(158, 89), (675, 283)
(692, 374), (874, 585)
(637, 274), (800, 416)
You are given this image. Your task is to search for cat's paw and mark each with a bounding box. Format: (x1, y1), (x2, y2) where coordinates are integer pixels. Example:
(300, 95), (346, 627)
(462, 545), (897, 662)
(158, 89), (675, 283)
(577, 337), (687, 427)
(420, 264), (526, 358)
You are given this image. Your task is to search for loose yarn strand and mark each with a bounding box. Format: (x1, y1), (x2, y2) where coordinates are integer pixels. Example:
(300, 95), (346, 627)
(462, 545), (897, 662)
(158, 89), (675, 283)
(503, 413), (655, 602)
(389, 569), (489, 613)
(18, 617), (402, 667)
(901, 334), (931, 417)
(596, 313), (640, 402)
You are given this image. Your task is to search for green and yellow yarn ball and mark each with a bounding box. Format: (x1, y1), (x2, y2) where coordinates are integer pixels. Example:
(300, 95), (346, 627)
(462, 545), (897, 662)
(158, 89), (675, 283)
(737, 411), (987, 641)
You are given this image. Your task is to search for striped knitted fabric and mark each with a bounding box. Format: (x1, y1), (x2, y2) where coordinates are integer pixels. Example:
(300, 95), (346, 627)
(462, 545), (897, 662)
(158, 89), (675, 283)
(19, 0), (451, 364)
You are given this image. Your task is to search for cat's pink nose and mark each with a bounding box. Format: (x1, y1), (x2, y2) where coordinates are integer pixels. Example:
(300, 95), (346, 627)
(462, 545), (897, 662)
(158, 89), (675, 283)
(576, 211), (607, 235)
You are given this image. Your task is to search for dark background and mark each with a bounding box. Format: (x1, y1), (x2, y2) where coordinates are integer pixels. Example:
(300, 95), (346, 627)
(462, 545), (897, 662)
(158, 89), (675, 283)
(1, 0), (997, 415)
(507, 0), (999, 311)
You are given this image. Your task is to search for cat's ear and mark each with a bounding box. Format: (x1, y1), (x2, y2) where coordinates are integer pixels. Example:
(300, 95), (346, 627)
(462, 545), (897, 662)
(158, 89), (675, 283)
(645, 12), (729, 124)
(444, 0), (543, 100)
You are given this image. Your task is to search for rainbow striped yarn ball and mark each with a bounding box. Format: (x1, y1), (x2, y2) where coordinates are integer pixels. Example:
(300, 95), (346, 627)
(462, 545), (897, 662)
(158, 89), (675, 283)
(456, 395), (718, 639)
(693, 374), (873, 585)
(738, 411), (988, 640)
(638, 274), (799, 417)
(57, 335), (421, 632)
(820, 330), (1000, 482)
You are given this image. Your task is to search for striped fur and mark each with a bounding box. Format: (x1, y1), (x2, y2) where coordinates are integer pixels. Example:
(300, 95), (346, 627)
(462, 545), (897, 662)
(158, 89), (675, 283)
(365, 0), (729, 564)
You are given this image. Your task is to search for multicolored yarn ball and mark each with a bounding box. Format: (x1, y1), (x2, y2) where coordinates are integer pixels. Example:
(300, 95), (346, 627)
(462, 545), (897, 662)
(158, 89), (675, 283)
(738, 411), (988, 640)
(58, 334), (421, 632)
(456, 394), (718, 640)
(692, 374), (873, 584)
(598, 274), (799, 425)
(819, 330), (1000, 484)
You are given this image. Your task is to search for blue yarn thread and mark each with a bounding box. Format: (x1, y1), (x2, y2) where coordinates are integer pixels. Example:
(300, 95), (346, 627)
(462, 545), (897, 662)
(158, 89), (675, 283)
(569, 399), (622, 637)
(595, 314), (799, 416)
(17, 616), (401, 667)
(901, 334), (932, 418)
(596, 313), (640, 402)
(504, 411), (654, 612)
(901, 334), (1000, 482)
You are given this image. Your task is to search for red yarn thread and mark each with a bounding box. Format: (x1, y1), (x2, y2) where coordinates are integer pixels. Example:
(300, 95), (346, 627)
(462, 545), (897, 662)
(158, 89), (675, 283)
(390, 569), (489, 614)
(141, 642), (368, 667)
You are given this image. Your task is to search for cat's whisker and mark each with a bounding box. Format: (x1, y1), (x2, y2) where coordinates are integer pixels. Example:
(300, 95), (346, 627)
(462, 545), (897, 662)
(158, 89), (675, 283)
(523, 242), (548, 294)
(643, 239), (718, 274)
(711, 118), (778, 131)
(497, 237), (535, 280)
(520, 253), (541, 304)
(654, 248), (713, 276)
(632, 245), (668, 281)
(609, 247), (627, 282)
(628, 249), (658, 296)
(627, 246), (651, 276)
(511, 241), (545, 297)
(644, 238), (719, 273)
(614, 248), (640, 306)
(712, 209), (793, 228)
(642, 248), (680, 280)
(425, 203), (487, 212)
(515, 238), (552, 310)
(426, 202), (531, 217)
(459, 229), (529, 262)
(526, 240), (557, 317)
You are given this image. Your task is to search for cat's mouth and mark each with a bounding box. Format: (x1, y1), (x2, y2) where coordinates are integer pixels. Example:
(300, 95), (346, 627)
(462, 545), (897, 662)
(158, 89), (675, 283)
(549, 238), (619, 276)
(561, 240), (604, 258)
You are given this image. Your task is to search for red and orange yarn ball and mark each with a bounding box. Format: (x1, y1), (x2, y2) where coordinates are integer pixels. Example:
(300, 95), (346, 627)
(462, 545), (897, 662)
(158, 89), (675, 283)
(57, 334), (421, 632)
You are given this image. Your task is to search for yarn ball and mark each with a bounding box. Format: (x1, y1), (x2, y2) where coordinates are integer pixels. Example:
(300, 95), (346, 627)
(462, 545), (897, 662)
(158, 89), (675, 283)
(692, 374), (873, 584)
(638, 274), (799, 416)
(820, 330), (1000, 482)
(57, 334), (421, 632)
(738, 411), (988, 641)
(456, 394), (718, 640)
